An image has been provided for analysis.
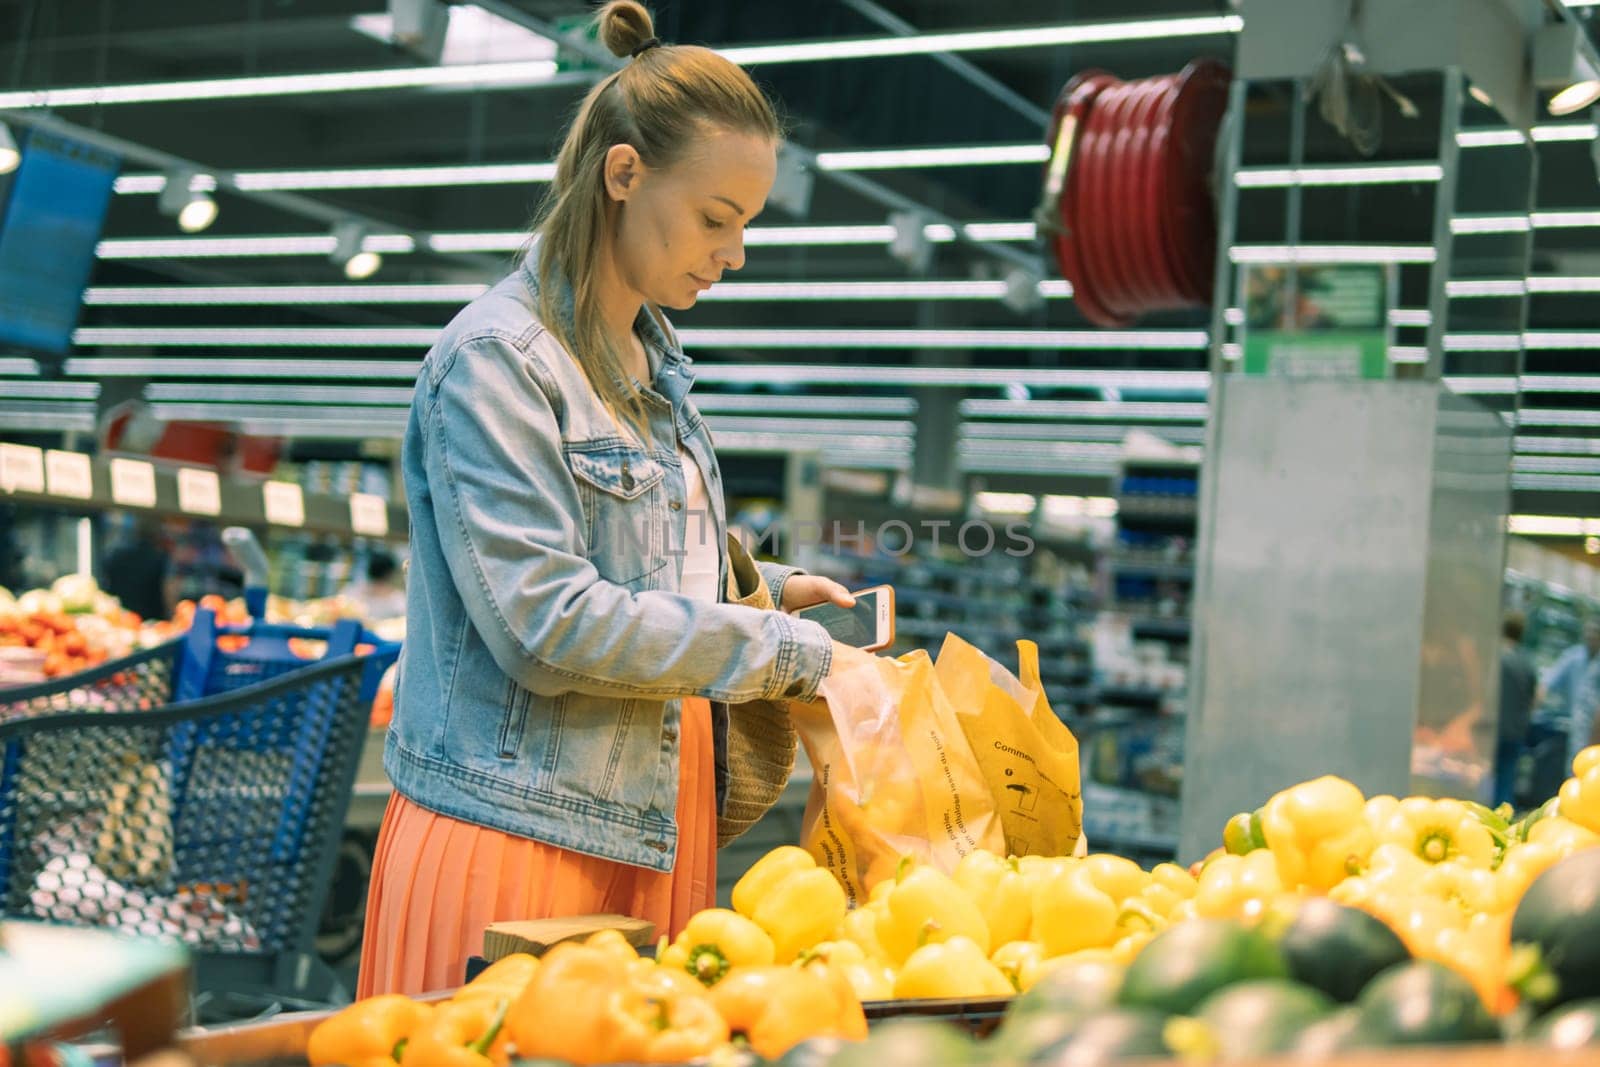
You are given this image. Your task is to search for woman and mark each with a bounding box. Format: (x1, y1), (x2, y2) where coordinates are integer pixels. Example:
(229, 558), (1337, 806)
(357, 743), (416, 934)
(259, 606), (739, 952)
(357, 0), (869, 996)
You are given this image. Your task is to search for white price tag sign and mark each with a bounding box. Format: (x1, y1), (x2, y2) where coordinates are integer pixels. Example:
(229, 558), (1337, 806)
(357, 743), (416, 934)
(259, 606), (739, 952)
(349, 492), (389, 537)
(177, 467), (222, 516)
(45, 450), (94, 499)
(110, 458), (158, 508)
(0, 444), (45, 494)
(263, 480), (305, 527)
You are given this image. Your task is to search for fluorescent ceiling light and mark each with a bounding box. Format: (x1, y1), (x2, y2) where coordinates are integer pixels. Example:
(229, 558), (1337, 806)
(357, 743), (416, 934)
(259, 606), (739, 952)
(1518, 409), (1600, 427)
(1235, 163), (1442, 187)
(1526, 331), (1600, 348)
(1520, 375), (1600, 391)
(962, 399), (1208, 421)
(0, 122), (20, 174)
(73, 325), (1207, 351)
(0, 358), (39, 376)
(1042, 495), (1119, 520)
(82, 279), (1074, 306)
(65, 357), (424, 378)
(1512, 473), (1600, 491)
(1529, 276), (1600, 292)
(1442, 333), (1522, 351)
(1388, 346), (1430, 363)
(1516, 455), (1600, 474)
(1450, 216), (1531, 234)
(1229, 244), (1437, 264)
(351, 4), (558, 66)
(815, 144), (1049, 170)
(1442, 376), (1518, 394)
(85, 283), (491, 305)
(0, 60), (562, 109)
(1446, 279), (1527, 297)
(0, 381), (97, 399)
(717, 14), (1242, 65)
(144, 383), (414, 405)
(1456, 123), (1597, 147)
(98, 221), (1036, 260)
(1389, 309), (1432, 327)
(960, 422), (1208, 445)
(1515, 435), (1600, 453)
(1530, 210), (1600, 227)
(1549, 81), (1600, 117)
(1508, 515), (1598, 535)
(97, 234), (415, 258)
(974, 492), (1038, 515)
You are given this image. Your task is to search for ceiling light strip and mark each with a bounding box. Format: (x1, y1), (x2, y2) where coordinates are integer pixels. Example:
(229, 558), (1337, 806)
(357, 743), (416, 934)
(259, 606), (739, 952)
(98, 221), (1038, 260)
(1456, 123), (1598, 148)
(718, 14), (1243, 65)
(1229, 244), (1437, 264)
(1235, 163), (1443, 187)
(85, 279), (1074, 305)
(815, 144), (1049, 170)
(0, 60), (564, 109)
(73, 325), (1207, 350)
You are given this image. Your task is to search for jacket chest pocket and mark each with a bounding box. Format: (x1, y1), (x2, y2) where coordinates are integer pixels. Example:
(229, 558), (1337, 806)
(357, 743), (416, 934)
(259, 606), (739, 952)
(564, 441), (668, 586)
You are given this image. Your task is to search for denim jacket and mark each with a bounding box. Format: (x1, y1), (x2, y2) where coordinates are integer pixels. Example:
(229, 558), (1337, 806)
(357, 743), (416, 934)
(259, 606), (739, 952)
(385, 249), (834, 871)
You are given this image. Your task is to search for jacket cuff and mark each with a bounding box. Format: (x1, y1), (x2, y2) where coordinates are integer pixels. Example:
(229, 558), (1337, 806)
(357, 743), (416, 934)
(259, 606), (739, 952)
(756, 561), (806, 612)
(765, 612), (833, 703)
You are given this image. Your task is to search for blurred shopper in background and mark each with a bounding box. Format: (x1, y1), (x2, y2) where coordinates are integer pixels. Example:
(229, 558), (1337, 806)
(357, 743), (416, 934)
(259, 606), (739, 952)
(341, 549), (407, 621)
(1495, 611), (1537, 807)
(103, 516), (176, 622)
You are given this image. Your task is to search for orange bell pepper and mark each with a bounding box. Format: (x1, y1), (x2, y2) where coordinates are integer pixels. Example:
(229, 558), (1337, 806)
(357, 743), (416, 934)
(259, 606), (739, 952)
(708, 963), (867, 1059)
(307, 994), (432, 1067)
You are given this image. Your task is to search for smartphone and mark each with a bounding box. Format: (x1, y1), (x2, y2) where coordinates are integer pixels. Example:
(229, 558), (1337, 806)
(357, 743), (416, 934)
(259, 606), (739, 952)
(794, 584), (896, 652)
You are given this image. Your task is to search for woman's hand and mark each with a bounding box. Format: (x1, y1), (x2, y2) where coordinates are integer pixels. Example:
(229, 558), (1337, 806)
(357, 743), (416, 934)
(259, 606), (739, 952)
(780, 575), (855, 614)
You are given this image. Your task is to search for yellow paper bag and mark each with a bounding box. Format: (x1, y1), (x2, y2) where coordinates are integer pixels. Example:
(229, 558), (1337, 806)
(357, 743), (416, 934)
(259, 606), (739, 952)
(791, 650), (1004, 905)
(935, 633), (1084, 858)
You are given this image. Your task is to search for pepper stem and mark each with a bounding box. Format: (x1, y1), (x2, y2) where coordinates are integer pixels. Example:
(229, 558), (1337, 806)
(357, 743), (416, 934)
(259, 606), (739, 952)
(1506, 942), (1560, 1006)
(468, 999), (511, 1055)
(1417, 830), (1452, 864)
(685, 944), (730, 986)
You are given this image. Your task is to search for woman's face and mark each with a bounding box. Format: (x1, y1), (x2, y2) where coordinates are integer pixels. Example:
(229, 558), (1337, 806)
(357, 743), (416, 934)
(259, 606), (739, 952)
(606, 125), (777, 310)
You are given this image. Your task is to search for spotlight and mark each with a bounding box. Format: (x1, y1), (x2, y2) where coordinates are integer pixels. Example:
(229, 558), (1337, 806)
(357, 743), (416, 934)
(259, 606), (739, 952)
(331, 220), (382, 279)
(888, 211), (932, 273)
(0, 123), (19, 175)
(1468, 84), (1494, 107)
(1551, 80), (1600, 116)
(159, 171), (218, 232)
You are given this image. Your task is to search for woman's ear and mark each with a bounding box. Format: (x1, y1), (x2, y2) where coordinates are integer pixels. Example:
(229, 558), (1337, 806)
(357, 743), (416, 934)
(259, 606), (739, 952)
(603, 143), (645, 203)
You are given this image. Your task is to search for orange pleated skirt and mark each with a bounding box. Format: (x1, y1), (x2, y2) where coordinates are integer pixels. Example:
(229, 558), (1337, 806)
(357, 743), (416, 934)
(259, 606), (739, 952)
(356, 697), (717, 997)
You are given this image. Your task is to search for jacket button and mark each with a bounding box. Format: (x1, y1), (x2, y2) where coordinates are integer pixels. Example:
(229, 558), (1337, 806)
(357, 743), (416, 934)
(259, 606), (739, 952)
(669, 499), (682, 511)
(784, 680), (807, 698)
(647, 840), (669, 852)
(663, 727), (678, 742)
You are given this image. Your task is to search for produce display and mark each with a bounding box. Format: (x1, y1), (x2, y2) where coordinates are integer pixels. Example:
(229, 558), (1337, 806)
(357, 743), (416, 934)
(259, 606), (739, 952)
(307, 746), (1600, 1065)
(0, 576), (157, 681)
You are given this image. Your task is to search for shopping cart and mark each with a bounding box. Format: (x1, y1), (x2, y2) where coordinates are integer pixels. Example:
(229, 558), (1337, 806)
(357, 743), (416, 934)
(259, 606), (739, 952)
(0, 650), (375, 1016)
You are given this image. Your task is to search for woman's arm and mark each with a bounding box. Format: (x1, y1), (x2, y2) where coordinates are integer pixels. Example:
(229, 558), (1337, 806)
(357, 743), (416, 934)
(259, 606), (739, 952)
(422, 333), (833, 705)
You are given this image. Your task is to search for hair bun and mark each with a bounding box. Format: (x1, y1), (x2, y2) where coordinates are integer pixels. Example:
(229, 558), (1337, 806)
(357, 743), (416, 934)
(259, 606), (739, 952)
(596, 0), (657, 60)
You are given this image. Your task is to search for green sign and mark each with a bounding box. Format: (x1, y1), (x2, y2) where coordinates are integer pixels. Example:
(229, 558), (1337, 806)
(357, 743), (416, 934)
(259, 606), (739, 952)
(1240, 264), (1389, 380)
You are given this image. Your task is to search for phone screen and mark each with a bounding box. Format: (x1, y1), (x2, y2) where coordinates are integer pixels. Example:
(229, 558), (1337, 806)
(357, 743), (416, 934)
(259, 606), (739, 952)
(798, 591), (883, 648)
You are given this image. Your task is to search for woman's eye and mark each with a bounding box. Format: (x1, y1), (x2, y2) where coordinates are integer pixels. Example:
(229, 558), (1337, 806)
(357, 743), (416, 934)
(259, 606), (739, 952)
(703, 215), (724, 230)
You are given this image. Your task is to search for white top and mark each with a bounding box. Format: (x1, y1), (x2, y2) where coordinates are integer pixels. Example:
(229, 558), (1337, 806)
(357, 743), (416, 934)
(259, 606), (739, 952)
(678, 445), (720, 603)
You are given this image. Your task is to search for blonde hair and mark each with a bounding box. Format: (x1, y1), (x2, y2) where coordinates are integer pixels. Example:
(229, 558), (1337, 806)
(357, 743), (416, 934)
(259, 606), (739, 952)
(533, 1), (780, 440)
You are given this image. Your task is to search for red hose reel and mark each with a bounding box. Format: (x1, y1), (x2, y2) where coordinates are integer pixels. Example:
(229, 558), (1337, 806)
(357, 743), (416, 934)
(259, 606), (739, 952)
(1041, 60), (1232, 328)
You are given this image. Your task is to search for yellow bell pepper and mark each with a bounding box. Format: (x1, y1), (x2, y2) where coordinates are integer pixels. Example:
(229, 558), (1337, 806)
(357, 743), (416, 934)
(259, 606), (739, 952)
(952, 850), (1032, 947)
(671, 908), (776, 985)
(840, 903), (890, 961)
(749, 865), (849, 963)
(1418, 860), (1501, 917)
(506, 941), (728, 1065)
(398, 998), (508, 1067)
(1428, 910), (1514, 1017)
(798, 939), (896, 1002)
(1029, 860), (1117, 956)
(894, 935), (1013, 999)
(1261, 775), (1374, 891)
(1558, 747), (1600, 834)
(583, 928), (640, 963)
(1136, 881), (1184, 920)
(1192, 850), (1285, 921)
(1083, 853), (1150, 904)
(307, 995), (432, 1067)
(1222, 809), (1268, 855)
(1150, 862), (1199, 899)
(1495, 841), (1565, 908)
(453, 954), (539, 1007)
(1109, 928), (1156, 965)
(1370, 795), (1496, 867)
(1526, 813), (1600, 854)
(709, 963), (868, 1058)
(732, 846), (818, 919)
(877, 861), (991, 964)
(990, 939), (1044, 992)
